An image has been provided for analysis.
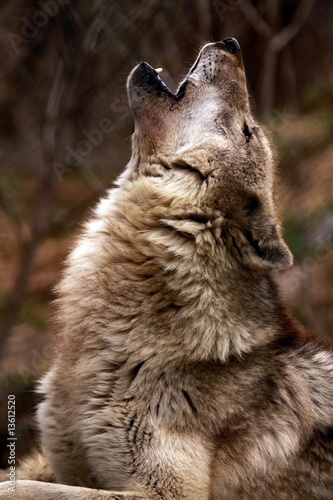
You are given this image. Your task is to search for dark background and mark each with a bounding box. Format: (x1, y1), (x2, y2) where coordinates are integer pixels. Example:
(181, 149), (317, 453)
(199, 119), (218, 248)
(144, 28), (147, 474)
(0, 0), (332, 468)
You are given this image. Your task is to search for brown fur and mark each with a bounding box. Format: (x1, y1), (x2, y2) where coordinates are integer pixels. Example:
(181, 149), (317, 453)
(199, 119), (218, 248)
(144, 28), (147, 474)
(1, 40), (332, 499)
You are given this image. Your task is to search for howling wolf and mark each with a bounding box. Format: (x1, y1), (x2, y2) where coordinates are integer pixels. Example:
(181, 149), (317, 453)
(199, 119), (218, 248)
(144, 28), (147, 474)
(1, 38), (332, 500)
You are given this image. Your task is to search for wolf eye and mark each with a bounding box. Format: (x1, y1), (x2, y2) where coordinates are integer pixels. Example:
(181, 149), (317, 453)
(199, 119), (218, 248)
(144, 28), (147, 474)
(243, 124), (252, 142)
(160, 162), (171, 170)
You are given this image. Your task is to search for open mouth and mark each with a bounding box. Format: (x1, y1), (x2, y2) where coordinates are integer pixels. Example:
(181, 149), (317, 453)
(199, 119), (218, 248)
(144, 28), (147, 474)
(136, 38), (241, 100)
(138, 62), (187, 100)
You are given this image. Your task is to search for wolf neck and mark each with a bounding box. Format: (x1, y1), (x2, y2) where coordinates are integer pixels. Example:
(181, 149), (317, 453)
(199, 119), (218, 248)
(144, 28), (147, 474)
(113, 243), (280, 363)
(154, 252), (280, 362)
(83, 191), (281, 365)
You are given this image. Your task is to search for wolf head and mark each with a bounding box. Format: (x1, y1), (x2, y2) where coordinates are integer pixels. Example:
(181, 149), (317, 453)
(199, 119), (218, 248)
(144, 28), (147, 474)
(124, 39), (292, 273)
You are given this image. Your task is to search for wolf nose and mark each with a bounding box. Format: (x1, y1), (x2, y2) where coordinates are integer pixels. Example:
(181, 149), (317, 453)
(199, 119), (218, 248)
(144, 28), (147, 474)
(221, 38), (241, 54)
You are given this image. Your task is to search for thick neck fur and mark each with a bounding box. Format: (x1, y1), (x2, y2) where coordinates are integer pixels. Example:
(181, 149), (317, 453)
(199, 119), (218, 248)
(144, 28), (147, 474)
(56, 174), (282, 367)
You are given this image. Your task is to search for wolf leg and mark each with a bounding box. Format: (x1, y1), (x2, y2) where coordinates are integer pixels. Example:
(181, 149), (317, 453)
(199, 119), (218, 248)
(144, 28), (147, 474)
(0, 480), (147, 500)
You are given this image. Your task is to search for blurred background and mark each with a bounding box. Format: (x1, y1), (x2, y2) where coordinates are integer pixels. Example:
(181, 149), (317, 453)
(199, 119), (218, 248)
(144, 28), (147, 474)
(0, 0), (332, 468)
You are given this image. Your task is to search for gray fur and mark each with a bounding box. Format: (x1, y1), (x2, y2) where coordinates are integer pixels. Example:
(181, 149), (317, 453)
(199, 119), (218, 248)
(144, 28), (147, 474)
(0, 41), (332, 500)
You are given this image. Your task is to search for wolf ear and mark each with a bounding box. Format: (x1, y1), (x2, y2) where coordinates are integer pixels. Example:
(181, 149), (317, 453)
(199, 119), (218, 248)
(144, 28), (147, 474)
(222, 193), (293, 271)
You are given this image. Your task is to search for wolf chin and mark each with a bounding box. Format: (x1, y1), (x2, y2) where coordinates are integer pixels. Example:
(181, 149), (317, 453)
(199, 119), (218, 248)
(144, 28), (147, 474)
(0, 38), (332, 500)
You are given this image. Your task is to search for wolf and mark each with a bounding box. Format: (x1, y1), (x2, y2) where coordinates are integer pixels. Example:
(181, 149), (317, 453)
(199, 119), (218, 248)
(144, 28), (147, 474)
(0, 38), (332, 500)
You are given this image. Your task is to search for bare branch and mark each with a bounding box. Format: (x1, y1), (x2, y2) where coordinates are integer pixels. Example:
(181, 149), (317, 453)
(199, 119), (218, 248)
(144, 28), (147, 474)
(0, 235), (38, 363)
(45, 192), (102, 237)
(0, 185), (28, 247)
(196, 0), (212, 38)
(42, 59), (66, 160)
(0, 55), (69, 361)
(238, 0), (273, 39)
(270, 0), (317, 51)
(83, 0), (108, 53)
